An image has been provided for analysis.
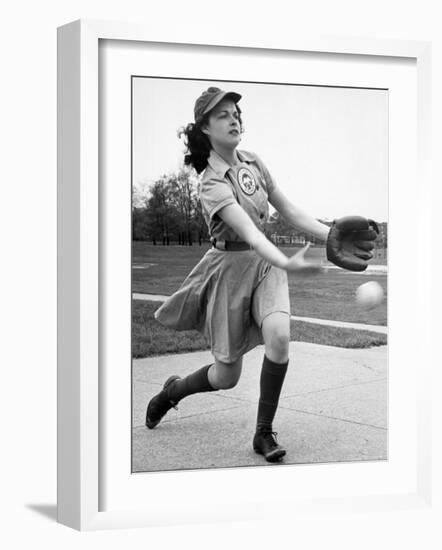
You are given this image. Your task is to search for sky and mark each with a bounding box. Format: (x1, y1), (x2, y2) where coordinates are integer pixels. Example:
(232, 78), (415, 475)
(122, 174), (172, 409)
(132, 77), (388, 222)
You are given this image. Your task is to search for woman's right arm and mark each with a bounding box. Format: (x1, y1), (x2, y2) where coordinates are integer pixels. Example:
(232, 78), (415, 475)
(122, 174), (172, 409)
(218, 203), (321, 274)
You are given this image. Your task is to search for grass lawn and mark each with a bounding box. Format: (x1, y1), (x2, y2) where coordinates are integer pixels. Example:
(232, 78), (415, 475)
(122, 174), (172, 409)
(132, 242), (388, 326)
(132, 300), (387, 359)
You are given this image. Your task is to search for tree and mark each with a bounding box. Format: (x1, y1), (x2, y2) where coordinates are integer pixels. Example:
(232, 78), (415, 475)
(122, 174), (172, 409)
(194, 195), (209, 245)
(144, 176), (180, 245)
(132, 206), (150, 241)
(168, 166), (199, 246)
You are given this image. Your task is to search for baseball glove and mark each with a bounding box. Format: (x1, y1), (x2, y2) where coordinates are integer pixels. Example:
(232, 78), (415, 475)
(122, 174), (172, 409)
(326, 216), (379, 271)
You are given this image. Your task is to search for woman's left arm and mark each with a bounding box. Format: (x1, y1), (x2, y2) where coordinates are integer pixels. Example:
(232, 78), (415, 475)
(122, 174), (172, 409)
(269, 187), (329, 242)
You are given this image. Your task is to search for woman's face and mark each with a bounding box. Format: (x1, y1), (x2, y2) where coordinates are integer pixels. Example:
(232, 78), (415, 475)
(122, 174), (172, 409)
(202, 99), (242, 149)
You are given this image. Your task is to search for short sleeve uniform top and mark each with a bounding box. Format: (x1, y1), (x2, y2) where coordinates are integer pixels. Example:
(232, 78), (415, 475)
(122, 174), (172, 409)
(199, 149), (278, 241)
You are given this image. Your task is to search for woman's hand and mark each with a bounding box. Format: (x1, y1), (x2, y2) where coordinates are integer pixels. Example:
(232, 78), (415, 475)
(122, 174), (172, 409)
(283, 243), (324, 276)
(217, 204), (325, 273)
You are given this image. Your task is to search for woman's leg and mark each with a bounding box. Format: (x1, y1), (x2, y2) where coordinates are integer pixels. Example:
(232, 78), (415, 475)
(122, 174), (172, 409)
(209, 357), (243, 389)
(145, 357), (243, 428)
(253, 311), (290, 462)
(262, 311), (290, 364)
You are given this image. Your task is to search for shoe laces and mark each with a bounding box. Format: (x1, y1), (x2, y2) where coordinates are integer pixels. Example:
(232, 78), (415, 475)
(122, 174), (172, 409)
(164, 391), (178, 411)
(259, 430), (279, 443)
(163, 394), (178, 411)
(153, 392), (178, 415)
(164, 380), (179, 410)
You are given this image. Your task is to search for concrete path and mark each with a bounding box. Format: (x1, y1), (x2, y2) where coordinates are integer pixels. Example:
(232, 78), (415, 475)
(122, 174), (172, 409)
(134, 293), (170, 302)
(132, 342), (387, 473)
(132, 293), (388, 334)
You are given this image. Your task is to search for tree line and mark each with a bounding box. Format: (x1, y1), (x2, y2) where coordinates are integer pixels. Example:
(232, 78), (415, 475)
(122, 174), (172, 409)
(133, 167), (387, 248)
(133, 167), (208, 245)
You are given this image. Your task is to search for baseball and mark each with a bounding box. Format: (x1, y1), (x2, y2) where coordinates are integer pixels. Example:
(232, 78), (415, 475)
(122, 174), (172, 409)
(355, 281), (384, 310)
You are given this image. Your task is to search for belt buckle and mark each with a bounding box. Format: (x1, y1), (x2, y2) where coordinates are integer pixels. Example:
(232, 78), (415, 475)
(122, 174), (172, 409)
(211, 238), (226, 251)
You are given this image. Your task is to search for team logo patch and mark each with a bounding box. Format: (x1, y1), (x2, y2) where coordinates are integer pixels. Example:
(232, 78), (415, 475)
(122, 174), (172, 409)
(237, 167), (257, 196)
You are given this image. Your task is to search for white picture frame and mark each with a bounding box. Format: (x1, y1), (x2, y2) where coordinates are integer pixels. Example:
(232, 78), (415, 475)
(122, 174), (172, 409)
(57, 19), (432, 531)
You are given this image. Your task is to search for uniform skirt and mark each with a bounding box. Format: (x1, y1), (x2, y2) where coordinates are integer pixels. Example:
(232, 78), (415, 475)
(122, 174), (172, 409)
(154, 247), (290, 363)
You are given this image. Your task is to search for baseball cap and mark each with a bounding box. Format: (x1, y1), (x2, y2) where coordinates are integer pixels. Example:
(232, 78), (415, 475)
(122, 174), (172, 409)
(194, 87), (242, 123)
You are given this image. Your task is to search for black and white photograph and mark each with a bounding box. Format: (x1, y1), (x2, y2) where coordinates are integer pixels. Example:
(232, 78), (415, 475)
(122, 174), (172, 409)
(4, 0), (437, 541)
(131, 77), (388, 472)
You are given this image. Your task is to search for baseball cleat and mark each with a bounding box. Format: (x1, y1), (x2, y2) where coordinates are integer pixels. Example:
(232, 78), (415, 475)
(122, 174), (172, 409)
(253, 430), (286, 462)
(145, 375), (181, 429)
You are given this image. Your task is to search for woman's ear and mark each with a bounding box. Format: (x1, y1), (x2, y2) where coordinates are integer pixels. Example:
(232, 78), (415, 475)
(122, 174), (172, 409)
(200, 119), (211, 136)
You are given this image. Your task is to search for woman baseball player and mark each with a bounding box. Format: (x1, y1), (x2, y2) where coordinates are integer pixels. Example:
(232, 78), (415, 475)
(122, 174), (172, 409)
(146, 86), (378, 462)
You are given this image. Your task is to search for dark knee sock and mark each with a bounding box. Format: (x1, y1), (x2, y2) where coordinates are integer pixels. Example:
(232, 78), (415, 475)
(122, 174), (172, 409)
(256, 355), (289, 432)
(166, 364), (217, 404)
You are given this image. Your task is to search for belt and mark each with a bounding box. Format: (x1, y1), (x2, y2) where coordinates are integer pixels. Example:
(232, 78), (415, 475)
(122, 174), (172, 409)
(212, 239), (252, 251)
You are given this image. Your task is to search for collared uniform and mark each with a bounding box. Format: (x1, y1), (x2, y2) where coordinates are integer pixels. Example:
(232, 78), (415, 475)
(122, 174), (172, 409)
(154, 149), (290, 363)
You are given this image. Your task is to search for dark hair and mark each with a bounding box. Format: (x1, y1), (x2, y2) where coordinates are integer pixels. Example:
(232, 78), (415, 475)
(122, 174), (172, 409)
(179, 106), (244, 174)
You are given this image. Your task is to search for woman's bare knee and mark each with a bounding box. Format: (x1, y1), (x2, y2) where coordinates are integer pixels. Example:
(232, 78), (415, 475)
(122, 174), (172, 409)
(262, 313), (290, 362)
(266, 334), (289, 362)
(209, 357), (243, 389)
